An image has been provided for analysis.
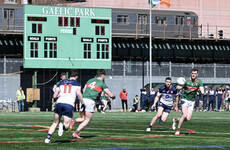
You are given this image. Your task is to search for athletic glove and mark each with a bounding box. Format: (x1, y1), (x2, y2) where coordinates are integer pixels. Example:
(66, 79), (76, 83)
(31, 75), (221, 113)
(111, 96), (116, 100)
(81, 104), (86, 112)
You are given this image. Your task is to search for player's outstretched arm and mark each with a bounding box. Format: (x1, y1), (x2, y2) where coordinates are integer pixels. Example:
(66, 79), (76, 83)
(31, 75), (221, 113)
(151, 95), (160, 109)
(199, 87), (204, 95)
(174, 95), (179, 112)
(104, 89), (115, 99)
(176, 85), (183, 90)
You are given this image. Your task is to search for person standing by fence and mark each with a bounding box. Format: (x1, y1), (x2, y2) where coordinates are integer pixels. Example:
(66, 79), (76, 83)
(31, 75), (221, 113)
(120, 88), (128, 112)
(16, 86), (26, 112)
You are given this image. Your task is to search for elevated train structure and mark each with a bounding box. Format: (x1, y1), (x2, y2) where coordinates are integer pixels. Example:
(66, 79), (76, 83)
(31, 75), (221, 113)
(0, 4), (229, 63)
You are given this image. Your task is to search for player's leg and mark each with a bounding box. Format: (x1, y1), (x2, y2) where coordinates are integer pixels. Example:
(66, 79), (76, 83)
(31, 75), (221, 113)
(161, 111), (169, 122)
(45, 113), (61, 143)
(103, 100), (108, 112)
(176, 104), (188, 135)
(72, 98), (95, 138)
(146, 106), (164, 131)
(228, 101), (230, 112)
(72, 111), (94, 138)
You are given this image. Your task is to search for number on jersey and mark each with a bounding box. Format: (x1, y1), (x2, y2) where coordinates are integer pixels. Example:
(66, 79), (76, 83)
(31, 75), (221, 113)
(88, 82), (96, 89)
(64, 84), (72, 93)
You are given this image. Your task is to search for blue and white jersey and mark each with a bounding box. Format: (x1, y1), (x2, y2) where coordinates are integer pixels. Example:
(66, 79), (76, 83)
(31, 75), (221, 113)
(56, 79), (81, 107)
(157, 85), (177, 106)
(226, 88), (230, 98)
(216, 88), (225, 99)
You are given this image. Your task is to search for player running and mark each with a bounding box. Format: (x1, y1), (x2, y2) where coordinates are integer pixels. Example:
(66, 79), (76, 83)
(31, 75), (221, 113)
(146, 77), (179, 132)
(101, 91), (109, 113)
(71, 69), (115, 138)
(173, 68), (204, 135)
(45, 70), (84, 143)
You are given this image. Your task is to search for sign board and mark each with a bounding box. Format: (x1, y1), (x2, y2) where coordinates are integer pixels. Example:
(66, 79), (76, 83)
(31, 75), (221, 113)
(24, 5), (112, 69)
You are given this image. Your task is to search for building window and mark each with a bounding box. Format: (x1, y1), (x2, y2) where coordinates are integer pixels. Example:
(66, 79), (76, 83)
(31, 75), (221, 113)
(4, 0), (16, 4)
(137, 14), (147, 25)
(117, 15), (129, 24)
(155, 16), (166, 25)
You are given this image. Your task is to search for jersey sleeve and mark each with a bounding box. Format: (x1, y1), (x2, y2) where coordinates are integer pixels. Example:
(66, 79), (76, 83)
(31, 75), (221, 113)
(157, 87), (163, 96)
(101, 81), (108, 90)
(198, 80), (204, 87)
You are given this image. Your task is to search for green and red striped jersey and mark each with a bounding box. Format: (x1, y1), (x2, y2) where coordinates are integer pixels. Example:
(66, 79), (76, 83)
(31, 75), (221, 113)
(83, 78), (108, 101)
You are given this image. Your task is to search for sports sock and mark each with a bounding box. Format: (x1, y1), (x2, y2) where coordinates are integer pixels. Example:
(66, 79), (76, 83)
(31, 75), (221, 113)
(75, 129), (80, 134)
(148, 125), (152, 128)
(47, 133), (52, 139)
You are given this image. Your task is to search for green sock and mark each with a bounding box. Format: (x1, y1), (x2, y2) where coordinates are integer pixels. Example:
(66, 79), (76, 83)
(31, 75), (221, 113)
(75, 130), (80, 134)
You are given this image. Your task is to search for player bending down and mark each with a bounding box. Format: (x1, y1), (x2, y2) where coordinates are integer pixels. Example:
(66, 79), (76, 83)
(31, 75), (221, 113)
(45, 70), (84, 143)
(71, 69), (115, 138)
(173, 68), (204, 135)
(146, 77), (179, 132)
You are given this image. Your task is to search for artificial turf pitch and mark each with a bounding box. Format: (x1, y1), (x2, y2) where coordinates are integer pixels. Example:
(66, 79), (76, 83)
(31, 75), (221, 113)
(0, 111), (229, 150)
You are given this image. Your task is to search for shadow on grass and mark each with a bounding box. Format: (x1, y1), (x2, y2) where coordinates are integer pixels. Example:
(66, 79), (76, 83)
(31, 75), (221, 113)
(53, 136), (96, 143)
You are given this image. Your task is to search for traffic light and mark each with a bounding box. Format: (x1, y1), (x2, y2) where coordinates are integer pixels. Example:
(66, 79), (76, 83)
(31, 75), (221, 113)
(218, 30), (223, 39)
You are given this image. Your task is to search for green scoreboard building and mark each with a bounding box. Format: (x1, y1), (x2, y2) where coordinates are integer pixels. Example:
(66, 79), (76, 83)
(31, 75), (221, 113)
(23, 5), (111, 69)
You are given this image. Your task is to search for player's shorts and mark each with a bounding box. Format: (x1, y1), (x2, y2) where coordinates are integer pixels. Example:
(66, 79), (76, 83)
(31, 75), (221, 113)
(55, 103), (74, 118)
(101, 99), (107, 105)
(181, 99), (195, 110)
(158, 102), (172, 113)
(81, 98), (96, 113)
(228, 98), (230, 102)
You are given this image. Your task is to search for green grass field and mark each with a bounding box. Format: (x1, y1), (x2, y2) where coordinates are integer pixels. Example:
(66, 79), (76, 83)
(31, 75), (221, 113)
(0, 111), (230, 150)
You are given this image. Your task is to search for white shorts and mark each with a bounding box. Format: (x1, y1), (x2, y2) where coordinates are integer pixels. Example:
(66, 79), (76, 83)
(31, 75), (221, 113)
(181, 99), (195, 110)
(101, 99), (107, 105)
(81, 98), (96, 112)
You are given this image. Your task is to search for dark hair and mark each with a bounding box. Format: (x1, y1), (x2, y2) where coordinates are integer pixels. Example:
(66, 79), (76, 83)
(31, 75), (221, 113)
(69, 70), (79, 77)
(96, 69), (106, 77)
(191, 68), (198, 72)
(60, 72), (66, 78)
(165, 77), (172, 81)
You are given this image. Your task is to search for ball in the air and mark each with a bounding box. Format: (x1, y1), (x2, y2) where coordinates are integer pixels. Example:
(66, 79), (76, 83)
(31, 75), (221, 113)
(177, 77), (186, 85)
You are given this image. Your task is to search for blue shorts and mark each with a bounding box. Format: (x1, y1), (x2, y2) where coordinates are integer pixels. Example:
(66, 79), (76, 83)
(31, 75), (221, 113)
(55, 103), (74, 118)
(158, 102), (172, 113)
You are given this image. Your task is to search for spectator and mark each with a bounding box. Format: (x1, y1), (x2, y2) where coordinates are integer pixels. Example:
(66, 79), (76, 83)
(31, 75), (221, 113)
(202, 86), (209, 111)
(140, 87), (148, 112)
(16, 86), (26, 112)
(208, 86), (216, 111)
(148, 87), (156, 111)
(216, 86), (225, 111)
(224, 85), (230, 112)
(131, 95), (140, 112)
(119, 88), (128, 112)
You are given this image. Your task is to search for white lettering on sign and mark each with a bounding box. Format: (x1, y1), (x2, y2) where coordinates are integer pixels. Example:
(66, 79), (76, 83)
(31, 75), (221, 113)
(60, 29), (73, 34)
(42, 6), (95, 16)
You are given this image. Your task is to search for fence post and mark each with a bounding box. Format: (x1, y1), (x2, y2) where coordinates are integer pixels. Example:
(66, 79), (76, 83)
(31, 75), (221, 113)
(214, 63), (216, 78)
(169, 61), (172, 77)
